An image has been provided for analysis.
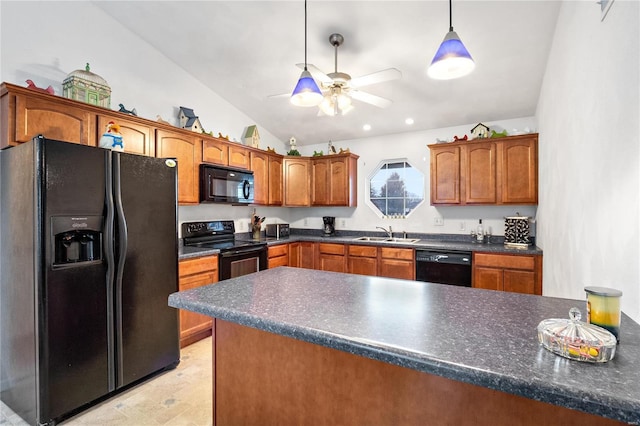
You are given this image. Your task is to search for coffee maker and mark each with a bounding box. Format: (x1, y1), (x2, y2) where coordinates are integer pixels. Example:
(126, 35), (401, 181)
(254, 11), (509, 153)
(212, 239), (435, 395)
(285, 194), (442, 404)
(323, 216), (336, 236)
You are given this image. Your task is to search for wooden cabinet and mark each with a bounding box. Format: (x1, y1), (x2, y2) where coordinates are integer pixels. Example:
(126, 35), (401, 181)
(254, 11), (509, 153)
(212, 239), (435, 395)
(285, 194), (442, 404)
(178, 255), (218, 347)
(251, 151), (283, 206)
(311, 154), (358, 206)
(202, 138), (229, 165)
(317, 243), (346, 273)
(1, 83), (96, 148)
(98, 114), (155, 156)
(472, 252), (542, 295)
(268, 154), (283, 205)
(156, 129), (200, 205)
(379, 247), (415, 280)
(347, 245), (378, 276)
(289, 241), (316, 269)
(428, 134), (538, 205)
(283, 157), (311, 206)
(268, 244), (289, 269)
(229, 144), (250, 169)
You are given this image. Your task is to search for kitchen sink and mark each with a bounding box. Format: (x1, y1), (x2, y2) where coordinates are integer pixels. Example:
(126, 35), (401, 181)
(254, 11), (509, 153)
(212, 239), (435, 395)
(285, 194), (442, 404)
(352, 236), (420, 244)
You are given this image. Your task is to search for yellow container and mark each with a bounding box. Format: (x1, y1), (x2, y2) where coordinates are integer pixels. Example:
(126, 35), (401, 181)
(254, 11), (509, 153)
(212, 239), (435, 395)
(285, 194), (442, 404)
(585, 286), (622, 342)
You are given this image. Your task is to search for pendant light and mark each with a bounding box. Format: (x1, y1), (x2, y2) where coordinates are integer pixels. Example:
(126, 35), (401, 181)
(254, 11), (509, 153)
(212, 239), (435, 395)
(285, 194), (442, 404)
(427, 0), (475, 80)
(291, 0), (323, 106)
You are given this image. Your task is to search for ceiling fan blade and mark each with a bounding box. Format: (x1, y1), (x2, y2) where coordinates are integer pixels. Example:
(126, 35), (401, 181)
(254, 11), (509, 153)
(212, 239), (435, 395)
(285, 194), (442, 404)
(267, 92), (290, 99)
(349, 90), (393, 108)
(350, 68), (402, 88)
(296, 63), (333, 85)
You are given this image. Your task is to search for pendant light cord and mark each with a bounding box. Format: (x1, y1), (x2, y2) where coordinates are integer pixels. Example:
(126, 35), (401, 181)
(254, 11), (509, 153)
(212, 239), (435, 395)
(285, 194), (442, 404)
(449, 0), (454, 32)
(304, 0), (309, 71)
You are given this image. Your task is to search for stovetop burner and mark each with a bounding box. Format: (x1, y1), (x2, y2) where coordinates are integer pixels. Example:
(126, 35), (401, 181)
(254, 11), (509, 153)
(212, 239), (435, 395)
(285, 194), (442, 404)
(182, 220), (266, 252)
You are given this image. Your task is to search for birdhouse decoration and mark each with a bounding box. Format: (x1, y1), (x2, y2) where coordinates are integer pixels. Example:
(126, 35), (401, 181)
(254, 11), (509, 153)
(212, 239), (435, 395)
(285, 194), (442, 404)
(178, 107), (203, 132)
(62, 63), (111, 108)
(243, 125), (260, 148)
(470, 123), (490, 139)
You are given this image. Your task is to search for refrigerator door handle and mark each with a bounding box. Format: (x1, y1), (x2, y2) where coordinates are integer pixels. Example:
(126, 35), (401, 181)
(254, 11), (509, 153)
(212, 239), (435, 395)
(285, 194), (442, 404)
(113, 153), (128, 387)
(104, 153), (117, 392)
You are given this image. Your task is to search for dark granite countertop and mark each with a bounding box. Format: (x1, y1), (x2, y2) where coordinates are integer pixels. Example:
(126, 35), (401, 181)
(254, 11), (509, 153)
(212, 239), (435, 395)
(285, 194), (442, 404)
(169, 267), (640, 424)
(178, 233), (542, 260)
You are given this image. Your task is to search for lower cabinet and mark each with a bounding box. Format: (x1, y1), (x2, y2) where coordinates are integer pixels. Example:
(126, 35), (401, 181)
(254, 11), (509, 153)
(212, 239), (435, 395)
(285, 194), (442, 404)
(289, 242), (316, 269)
(348, 245), (378, 276)
(178, 255), (218, 347)
(379, 247), (415, 280)
(268, 244), (289, 268)
(472, 252), (542, 295)
(318, 243), (347, 273)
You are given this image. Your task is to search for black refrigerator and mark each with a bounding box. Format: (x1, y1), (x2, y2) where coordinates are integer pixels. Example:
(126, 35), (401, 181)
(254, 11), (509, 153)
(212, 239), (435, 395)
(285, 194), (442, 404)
(0, 136), (180, 425)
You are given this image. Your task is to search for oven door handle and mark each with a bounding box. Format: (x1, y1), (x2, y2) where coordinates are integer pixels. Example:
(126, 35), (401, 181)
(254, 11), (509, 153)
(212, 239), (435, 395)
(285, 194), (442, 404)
(220, 246), (266, 257)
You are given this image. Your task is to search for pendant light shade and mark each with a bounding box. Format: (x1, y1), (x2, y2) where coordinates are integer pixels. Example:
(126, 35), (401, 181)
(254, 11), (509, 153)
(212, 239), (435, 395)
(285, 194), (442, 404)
(428, 0), (475, 80)
(291, 0), (323, 107)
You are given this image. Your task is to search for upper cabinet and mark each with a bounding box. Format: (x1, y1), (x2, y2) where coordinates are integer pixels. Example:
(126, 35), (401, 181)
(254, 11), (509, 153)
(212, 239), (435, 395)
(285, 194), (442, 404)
(1, 83), (95, 148)
(283, 157), (311, 207)
(97, 114), (155, 156)
(311, 153), (359, 207)
(428, 134), (538, 205)
(156, 129), (200, 205)
(202, 138), (229, 166)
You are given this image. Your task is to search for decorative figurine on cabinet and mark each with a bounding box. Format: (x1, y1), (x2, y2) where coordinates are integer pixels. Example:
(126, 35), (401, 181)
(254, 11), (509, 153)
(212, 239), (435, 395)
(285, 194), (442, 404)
(62, 63), (111, 108)
(453, 134), (468, 142)
(118, 103), (137, 116)
(243, 125), (260, 148)
(25, 79), (55, 95)
(178, 106), (203, 132)
(99, 121), (125, 152)
(287, 137), (300, 156)
(490, 129), (508, 138)
(470, 123), (490, 139)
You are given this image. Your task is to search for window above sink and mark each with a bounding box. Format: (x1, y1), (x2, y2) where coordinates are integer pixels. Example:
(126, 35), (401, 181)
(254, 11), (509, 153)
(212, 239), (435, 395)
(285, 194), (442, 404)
(366, 159), (425, 219)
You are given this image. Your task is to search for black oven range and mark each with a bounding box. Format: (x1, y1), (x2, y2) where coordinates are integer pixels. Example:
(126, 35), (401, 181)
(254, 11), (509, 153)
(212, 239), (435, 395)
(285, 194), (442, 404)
(182, 220), (267, 281)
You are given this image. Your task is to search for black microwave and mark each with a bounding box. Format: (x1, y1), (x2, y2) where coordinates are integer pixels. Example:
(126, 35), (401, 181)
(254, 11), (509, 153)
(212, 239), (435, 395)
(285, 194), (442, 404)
(200, 164), (254, 204)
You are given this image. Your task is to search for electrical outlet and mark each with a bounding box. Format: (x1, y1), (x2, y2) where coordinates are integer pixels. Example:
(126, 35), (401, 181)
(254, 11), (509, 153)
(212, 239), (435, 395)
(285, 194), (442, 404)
(459, 221), (466, 231)
(434, 216), (444, 226)
(341, 219), (346, 228)
(303, 218), (308, 226)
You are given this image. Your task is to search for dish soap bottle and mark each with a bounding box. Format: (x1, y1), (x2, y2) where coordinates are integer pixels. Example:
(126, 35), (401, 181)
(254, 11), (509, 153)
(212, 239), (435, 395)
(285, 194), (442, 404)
(476, 219), (484, 243)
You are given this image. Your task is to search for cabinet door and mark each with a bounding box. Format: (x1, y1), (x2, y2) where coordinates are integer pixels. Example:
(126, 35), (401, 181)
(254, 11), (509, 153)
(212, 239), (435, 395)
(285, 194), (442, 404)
(328, 156), (349, 205)
(299, 242), (316, 269)
(348, 257), (378, 276)
(311, 158), (329, 205)
(463, 142), (496, 204)
(98, 115), (154, 156)
(283, 158), (310, 206)
(430, 145), (461, 205)
(378, 259), (414, 280)
(503, 270), (536, 294)
(251, 151), (269, 205)
(268, 154), (283, 206)
(500, 137), (538, 204)
(319, 254), (346, 273)
(15, 93), (95, 145)
(156, 129), (199, 204)
(202, 138), (229, 165)
(473, 267), (503, 291)
(229, 144), (250, 169)
(179, 272), (215, 345)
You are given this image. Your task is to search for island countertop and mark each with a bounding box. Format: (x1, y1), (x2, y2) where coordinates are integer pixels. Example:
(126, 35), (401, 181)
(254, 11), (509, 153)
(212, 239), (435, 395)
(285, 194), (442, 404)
(168, 267), (640, 424)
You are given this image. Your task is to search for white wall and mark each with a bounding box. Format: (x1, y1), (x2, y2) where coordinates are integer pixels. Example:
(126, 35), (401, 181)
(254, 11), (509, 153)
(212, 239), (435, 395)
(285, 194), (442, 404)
(536, 0), (640, 322)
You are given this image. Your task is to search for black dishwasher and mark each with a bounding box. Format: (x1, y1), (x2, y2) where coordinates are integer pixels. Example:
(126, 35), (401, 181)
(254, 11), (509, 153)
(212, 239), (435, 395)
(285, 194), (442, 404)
(415, 250), (472, 287)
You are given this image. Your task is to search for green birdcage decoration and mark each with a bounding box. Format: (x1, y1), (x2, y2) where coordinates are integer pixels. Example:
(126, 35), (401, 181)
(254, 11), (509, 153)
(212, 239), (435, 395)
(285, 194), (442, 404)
(62, 63), (111, 108)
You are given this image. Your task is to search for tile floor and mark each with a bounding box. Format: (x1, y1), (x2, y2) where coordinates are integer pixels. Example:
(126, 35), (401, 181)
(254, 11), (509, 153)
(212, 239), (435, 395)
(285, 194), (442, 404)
(0, 337), (212, 426)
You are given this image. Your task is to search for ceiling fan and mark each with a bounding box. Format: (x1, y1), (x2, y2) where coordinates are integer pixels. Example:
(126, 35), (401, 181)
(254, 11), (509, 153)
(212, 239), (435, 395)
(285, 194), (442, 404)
(296, 33), (402, 116)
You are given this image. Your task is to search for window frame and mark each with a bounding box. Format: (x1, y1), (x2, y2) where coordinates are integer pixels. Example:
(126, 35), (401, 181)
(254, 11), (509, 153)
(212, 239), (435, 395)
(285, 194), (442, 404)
(365, 158), (425, 219)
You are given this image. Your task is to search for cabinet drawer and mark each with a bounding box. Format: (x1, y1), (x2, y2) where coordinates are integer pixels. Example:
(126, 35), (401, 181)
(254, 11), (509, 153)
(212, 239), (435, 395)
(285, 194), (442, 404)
(179, 255), (218, 277)
(268, 244), (288, 258)
(348, 245), (378, 258)
(380, 247), (413, 260)
(474, 253), (535, 270)
(318, 243), (345, 255)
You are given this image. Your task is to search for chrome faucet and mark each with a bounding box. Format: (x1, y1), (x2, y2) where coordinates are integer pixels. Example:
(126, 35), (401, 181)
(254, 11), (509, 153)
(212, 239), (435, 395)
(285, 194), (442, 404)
(376, 226), (393, 239)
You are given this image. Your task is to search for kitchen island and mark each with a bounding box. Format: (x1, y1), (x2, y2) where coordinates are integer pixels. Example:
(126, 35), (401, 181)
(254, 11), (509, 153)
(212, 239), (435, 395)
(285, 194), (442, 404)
(168, 267), (640, 425)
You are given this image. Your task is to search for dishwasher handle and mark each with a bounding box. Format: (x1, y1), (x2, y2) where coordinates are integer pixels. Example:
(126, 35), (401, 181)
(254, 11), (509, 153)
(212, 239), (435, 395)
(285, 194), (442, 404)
(415, 250), (471, 265)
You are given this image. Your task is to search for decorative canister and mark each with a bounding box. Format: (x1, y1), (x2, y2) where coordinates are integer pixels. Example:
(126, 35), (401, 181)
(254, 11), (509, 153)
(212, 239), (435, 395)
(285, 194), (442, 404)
(585, 286), (623, 342)
(504, 215), (530, 248)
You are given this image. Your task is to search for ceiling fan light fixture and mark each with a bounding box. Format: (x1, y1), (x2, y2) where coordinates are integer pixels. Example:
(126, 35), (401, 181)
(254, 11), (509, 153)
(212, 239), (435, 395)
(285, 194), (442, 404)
(291, 69), (323, 106)
(428, 0), (475, 80)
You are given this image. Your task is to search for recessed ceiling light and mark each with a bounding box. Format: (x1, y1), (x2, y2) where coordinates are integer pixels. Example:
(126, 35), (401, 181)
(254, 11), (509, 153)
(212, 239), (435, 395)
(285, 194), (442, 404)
(363, 124), (372, 131)
(405, 118), (414, 125)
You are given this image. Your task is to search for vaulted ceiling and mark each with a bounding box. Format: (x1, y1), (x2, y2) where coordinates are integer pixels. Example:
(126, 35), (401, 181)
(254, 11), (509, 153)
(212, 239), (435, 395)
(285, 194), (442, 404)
(94, 1), (561, 145)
